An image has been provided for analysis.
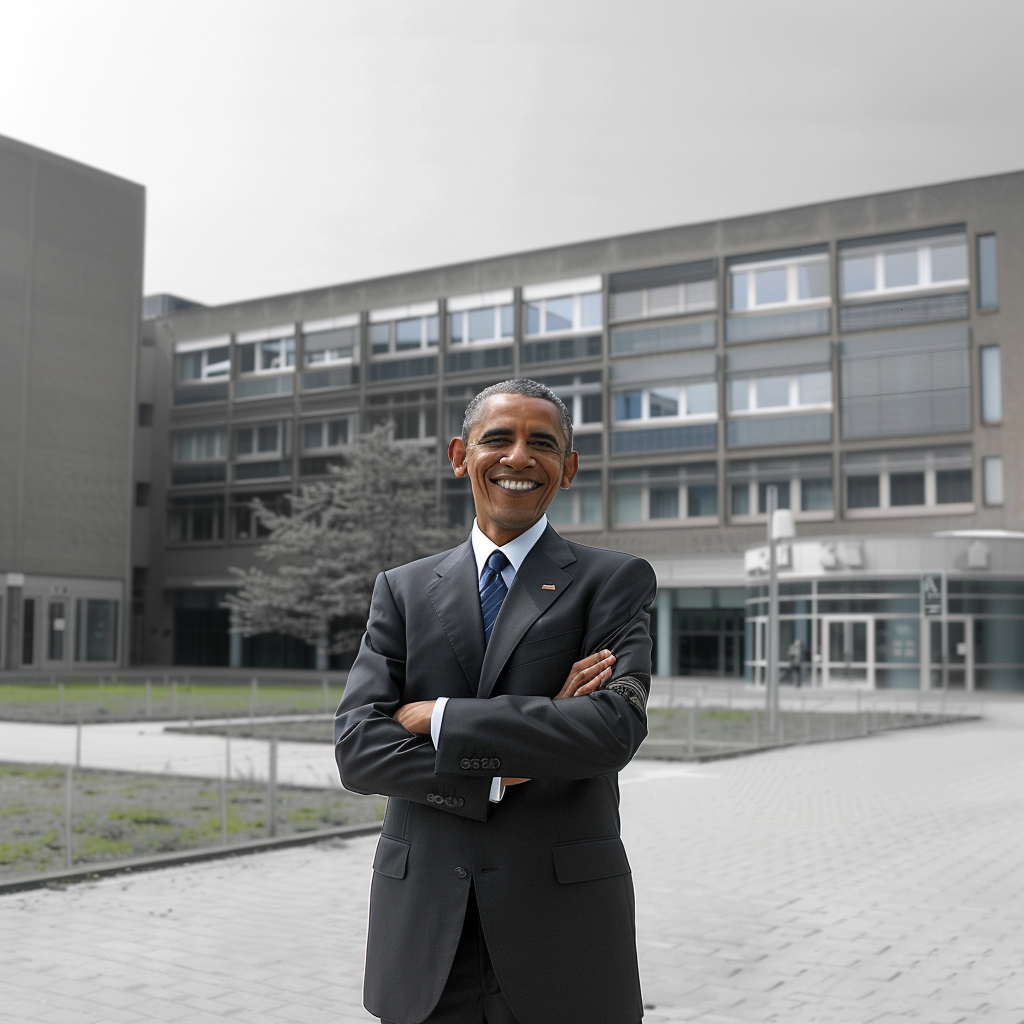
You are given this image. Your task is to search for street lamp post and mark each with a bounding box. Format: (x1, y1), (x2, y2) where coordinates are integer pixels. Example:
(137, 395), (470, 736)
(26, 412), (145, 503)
(766, 486), (779, 734)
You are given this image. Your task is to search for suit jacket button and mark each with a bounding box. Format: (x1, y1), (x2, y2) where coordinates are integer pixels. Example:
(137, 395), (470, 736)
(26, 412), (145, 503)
(454, 866), (468, 879)
(456, 797), (465, 808)
(492, 759), (500, 770)
(460, 758), (471, 770)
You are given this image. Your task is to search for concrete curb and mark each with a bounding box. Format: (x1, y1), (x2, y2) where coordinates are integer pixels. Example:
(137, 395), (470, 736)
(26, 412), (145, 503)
(0, 821), (382, 897)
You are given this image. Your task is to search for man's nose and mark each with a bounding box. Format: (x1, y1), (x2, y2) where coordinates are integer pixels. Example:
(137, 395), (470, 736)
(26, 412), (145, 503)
(501, 440), (535, 469)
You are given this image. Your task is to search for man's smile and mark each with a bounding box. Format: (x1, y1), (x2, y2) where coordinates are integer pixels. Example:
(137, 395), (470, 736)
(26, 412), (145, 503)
(491, 478), (541, 492)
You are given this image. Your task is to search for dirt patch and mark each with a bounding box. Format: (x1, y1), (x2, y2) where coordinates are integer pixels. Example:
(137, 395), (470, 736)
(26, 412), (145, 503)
(0, 762), (383, 881)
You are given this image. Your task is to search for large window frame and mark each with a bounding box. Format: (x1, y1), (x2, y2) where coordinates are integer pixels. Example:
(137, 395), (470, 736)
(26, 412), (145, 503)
(302, 414), (357, 452)
(843, 447), (974, 519)
(175, 336), (231, 384)
(366, 390), (438, 443)
(167, 495), (226, 544)
(236, 325), (297, 376)
(612, 463), (719, 528)
(729, 252), (831, 313)
(728, 457), (835, 524)
(612, 381), (718, 426)
(369, 303), (440, 358)
(727, 370), (832, 417)
(172, 428), (227, 464)
(546, 470), (603, 529)
(448, 289), (514, 347)
(544, 372), (603, 452)
(302, 314), (360, 368)
(609, 277), (716, 323)
(234, 421), (287, 462)
(840, 231), (968, 300)
(523, 276), (603, 337)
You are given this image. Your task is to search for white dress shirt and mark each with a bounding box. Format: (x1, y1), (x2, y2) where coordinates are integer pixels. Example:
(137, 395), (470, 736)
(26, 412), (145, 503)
(430, 515), (550, 803)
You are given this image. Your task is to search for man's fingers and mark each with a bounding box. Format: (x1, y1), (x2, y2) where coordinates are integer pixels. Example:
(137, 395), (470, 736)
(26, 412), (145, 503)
(573, 666), (613, 697)
(556, 651), (615, 699)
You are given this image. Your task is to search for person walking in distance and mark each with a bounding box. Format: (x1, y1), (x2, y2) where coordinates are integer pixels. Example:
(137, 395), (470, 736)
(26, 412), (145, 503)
(335, 379), (656, 1024)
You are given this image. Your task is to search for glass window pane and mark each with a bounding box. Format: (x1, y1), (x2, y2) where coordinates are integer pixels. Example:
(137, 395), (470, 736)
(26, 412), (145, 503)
(581, 292), (602, 327)
(685, 278), (716, 310)
(755, 376), (790, 409)
(978, 234), (998, 309)
(77, 599), (118, 662)
(649, 487), (678, 519)
(205, 347), (231, 377)
(545, 298), (573, 332)
(930, 241), (967, 282)
(758, 481), (790, 512)
(981, 347), (1002, 422)
(546, 490), (573, 524)
(468, 308), (495, 342)
(730, 483), (750, 515)
(842, 255), (875, 295)
(396, 318), (422, 350)
(303, 422), (323, 450)
(238, 343), (256, 374)
(884, 249), (918, 289)
(614, 391), (643, 421)
(936, 468), (971, 504)
(283, 338), (295, 367)
(328, 418), (349, 446)
(179, 352), (202, 381)
(235, 428), (253, 456)
(580, 488), (602, 523)
(729, 379), (749, 411)
(257, 425), (279, 452)
(730, 272), (748, 310)
(798, 261), (829, 300)
(687, 484), (717, 517)
(984, 456), (1004, 505)
(799, 371), (831, 405)
(645, 286), (678, 315)
(370, 323), (390, 353)
(847, 475), (880, 508)
(260, 340), (281, 370)
(755, 267), (787, 305)
(426, 316), (439, 346)
(615, 486), (642, 522)
(525, 303), (541, 336)
(686, 382), (717, 416)
(649, 387), (679, 418)
(581, 393), (602, 424)
(890, 472), (925, 506)
(500, 304), (514, 337)
(800, 477), (833, 511)
(449, 313), (463, 344)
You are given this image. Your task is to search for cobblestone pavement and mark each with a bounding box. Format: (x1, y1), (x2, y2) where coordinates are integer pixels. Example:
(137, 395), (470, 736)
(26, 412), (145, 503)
(3, 703), (1023, 1023)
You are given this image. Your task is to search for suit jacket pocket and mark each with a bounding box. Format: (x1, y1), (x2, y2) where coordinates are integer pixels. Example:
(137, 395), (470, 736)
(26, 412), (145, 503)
(372, 834), (411, 879)
(552, 836), (630, 884)
(510, 628), (583, 668)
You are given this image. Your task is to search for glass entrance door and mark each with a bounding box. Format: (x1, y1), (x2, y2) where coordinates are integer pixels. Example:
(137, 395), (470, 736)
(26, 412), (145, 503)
(822, 616), (874, 687)
(929, 617), (973, 690)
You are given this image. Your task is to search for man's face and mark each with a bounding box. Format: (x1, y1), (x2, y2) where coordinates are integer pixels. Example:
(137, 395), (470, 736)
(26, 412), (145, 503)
(448, 393), (578, 544)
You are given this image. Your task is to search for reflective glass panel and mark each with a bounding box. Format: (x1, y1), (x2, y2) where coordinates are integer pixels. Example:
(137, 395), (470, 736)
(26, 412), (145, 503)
(890, 472), (925, 506)
(842, 255), (875, 294)
(235, 429), (254, 456)
(730, 483), (750, 515)
(686, 382), (717, 415)
(981, 347), (1002, 422)
(257, 425), (279, 453)
(581, 293), (602, 327)
(468, 308), (495, 342)
(847, 475), (879, 508)
(798, 261), (829, 300)
(396, 319), (422, 350)
(370, 323), (390, 353)
(729, 379), (749, 411)
(525, 303), (541, 336)
(686, 278), (716, 310)
(500, 305), (514, 337)
(581, 393), (603, 423)
(800, 477), (833, 511)
(614, 391), (643, 420)
(930, 241), (967, 282)
(978, 235), (998, 308)
(449, 313), (464, 344)
(205, 347), (231, 377)
(755, 267), (787, 305)
(546, 490), (572, 523)
(303, 422), (323, 450)
(327, 418), (349, 446)
(884, 249), (918, 289)
(799, 371), (831, 405)
(936, 468), (971, 504)
(687, 484), (717, 517)
(545, 298), (573, 332)
(580, 488), (602, 523)
(649, 387), (680, 418)
(649, 486), (679, 519)
(179, 352), (202, 381)
(758, 481), (790, 512)
(730, 272), (748, 311)
(755, 376), (790, 408)
(614, 486), (642, 522)
(426, 316), (439, 345)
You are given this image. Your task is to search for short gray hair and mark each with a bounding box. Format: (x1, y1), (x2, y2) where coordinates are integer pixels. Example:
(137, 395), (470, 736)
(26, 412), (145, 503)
(461, 379), (574, 453)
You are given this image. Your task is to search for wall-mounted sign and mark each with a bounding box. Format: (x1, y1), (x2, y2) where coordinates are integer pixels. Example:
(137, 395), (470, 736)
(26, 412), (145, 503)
(922, 574), (942, 617)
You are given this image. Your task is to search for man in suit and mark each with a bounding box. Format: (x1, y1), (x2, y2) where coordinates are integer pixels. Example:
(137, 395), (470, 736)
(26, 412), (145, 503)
(335, 378), (657, 1024)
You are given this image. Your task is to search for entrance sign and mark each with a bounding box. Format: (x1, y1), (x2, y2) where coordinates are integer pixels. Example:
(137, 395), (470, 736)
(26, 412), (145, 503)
(922, 574), (942, 617)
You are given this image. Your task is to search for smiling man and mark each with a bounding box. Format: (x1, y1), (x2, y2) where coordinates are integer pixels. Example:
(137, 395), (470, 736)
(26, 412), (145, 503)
(335, 379), (657, 1024)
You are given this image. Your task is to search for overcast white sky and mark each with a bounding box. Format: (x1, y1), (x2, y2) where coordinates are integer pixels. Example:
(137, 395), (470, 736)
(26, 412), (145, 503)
(1, 0), (1021, 307)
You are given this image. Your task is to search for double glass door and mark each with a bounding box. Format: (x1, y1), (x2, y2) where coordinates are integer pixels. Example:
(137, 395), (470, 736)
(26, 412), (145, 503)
(929, 617), (973, 690)
(822, 616), (874, 687)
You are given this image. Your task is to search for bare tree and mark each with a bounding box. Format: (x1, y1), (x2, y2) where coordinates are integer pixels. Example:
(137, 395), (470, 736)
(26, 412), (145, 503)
(225, 427), (455, 668)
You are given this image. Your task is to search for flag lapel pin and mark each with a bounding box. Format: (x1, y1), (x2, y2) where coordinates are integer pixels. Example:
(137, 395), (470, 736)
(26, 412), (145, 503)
(541, 584), (556, 590)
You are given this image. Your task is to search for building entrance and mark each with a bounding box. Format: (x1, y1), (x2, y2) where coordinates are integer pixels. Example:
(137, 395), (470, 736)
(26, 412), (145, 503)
(821, 616), (874, 688)
(929, 617), (973, 690)
(673, 608), (746, 677)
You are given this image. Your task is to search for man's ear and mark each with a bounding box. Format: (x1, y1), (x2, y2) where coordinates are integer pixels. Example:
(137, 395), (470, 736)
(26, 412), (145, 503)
(560, 449), (579, 489)
(448, 437), (468, 478)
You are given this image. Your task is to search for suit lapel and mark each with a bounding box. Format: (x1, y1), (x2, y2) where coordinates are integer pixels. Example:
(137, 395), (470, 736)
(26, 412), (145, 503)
(477, 526), (576, 700)
(426, 540), (484, 696)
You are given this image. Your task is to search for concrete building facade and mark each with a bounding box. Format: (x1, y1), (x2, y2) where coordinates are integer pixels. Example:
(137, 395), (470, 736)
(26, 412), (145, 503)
(138, 169), (1023, 690)
(0, 135), (145, 673)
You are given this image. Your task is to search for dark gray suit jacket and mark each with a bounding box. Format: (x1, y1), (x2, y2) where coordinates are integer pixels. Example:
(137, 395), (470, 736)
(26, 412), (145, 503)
(334, 525), (657, 1024)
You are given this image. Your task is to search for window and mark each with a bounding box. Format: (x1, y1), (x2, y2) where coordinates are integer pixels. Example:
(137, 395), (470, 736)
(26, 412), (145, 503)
(728, 371), (832, 414)
(138, 403), (154, 427)
(843, 446), (973, 515)
(543, 372), (603, 453)
(609, 278), (716, 322)
(523, 277), (603, 336)
(135, 482), (151, 508)
(370, 303), (440, 356)
(177, 344), (231, 383)
(168, 496), (225, 543)
(367, 391), (437, 441)
(613, 382), (717, 423)
(75, 599), (118, 662)
(303, 415), (355, 451)
(728, 456), (833, 519)
(981, 347), (1002, 423)
(547, 470), (602, 527)
(449, 305), (514, 345)
(729, 252), (829, 312)
(612, 464), (718, 525)
(238, 336), (296, 374)
(984, 456), (1004, 506)
(303, 323), (358, 366)
(48, 601), (66, 661)
(231, 492), (289, 541)
(978, 234), (998, 309)
(235, 423), (283, 459)
(172, 428), (226, 462)
(840, 231), (968, 298)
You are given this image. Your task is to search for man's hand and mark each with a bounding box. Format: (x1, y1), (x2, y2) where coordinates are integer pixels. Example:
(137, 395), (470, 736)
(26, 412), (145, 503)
(555, 649), (616, 699)
(393, 700), (435, 735)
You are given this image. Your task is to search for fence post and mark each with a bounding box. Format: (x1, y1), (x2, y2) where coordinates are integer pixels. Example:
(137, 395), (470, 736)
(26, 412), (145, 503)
(172, 678), (178, 716)
(686, 704), (695, 758)
(267, 738), (278, 837)
(322, 676), (330, 713)
(220, 773), (229, 846)
(668, 678), (675, 710)
(65, 765), (74, 869)
(58, 682), (65, 722)
(75, 714), (82, 768)
(779, 713), (785, 744)
(146, 679), (152, 718)
(225, 731), (232, 780)
(250, 677), (258, 721)
(752, 708), (759, 747)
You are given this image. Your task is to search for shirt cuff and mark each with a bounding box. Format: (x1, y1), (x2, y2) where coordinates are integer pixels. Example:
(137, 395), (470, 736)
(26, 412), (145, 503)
(430, 697), (448, 749)
(488, 776), (505, 803)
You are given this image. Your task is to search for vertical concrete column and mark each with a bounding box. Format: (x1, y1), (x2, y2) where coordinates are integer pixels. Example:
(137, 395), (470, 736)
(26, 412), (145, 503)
(655, 587), (673, 677)
(5, 574), (25, 669)
(229, 610), (242, 668)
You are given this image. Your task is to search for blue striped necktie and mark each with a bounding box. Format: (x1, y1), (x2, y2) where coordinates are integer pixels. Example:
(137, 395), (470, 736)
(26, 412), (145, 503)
(479, 550), (511, 645)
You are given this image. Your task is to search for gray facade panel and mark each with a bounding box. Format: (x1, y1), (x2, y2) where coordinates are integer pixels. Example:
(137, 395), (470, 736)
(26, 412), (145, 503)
(610, 318), (715, 357)
(726, 413), (832, 448)
(838, 291), (969, 332)
(725, 307), (830, 344)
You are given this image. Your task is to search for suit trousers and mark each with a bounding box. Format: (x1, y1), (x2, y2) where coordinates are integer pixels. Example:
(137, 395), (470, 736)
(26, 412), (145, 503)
(382, 883), (520, 1024)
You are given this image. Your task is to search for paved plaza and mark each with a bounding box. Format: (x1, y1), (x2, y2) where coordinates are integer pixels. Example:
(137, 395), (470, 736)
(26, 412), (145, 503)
(2, 699), (1023, 1023)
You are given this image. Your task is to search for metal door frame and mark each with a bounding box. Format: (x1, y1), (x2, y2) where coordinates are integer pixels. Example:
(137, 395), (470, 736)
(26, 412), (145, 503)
(41, 598), (70, 668)
(821, 615), (875, 689)
(940, 615), (974, 692)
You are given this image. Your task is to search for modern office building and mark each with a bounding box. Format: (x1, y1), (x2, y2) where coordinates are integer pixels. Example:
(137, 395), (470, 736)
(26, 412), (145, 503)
(0, 134), (145, 672)
(138, 169), (1022, 689)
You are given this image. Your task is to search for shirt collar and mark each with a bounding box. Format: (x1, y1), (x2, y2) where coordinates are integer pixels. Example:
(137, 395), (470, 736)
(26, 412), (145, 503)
(470, 515), (549, 580)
